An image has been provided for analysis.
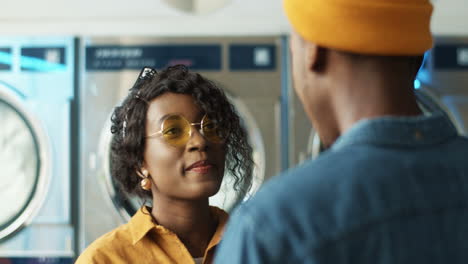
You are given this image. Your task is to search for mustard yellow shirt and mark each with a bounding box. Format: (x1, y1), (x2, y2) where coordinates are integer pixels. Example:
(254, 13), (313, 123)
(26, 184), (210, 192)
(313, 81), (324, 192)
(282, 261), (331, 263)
(75, 206), (228, 264)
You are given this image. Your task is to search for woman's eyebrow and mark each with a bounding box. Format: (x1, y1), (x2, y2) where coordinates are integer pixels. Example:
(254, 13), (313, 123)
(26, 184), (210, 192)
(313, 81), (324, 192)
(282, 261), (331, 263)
(157, 113), (173, 124)
(158, 112), (205, 123)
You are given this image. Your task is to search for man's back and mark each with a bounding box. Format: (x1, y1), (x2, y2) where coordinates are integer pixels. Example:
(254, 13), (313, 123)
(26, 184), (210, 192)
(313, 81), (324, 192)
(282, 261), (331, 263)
(215, 114), (468, 263)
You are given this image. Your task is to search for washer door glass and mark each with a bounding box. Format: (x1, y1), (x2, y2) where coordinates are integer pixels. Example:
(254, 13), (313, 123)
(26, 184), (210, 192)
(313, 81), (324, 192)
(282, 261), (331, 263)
(98, 94), (265, 220)
(0, 98), (40, 232)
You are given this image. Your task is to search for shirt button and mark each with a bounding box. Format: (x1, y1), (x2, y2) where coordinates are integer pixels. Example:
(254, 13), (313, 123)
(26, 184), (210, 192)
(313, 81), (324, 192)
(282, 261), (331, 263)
(414, 130), (423, 140)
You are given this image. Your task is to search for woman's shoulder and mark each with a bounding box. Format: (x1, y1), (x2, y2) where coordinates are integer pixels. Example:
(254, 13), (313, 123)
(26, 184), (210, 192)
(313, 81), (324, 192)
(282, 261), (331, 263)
(75, 224), (133, 263)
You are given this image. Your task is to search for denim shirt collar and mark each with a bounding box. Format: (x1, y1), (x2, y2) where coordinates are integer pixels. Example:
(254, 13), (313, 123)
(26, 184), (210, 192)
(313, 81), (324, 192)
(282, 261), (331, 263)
(331, 112), (459, 151)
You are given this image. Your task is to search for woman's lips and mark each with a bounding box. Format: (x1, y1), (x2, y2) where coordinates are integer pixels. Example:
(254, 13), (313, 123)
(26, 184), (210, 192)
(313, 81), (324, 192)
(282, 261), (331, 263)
(188, 164), (213, 173)
(186, 160), (214, 173)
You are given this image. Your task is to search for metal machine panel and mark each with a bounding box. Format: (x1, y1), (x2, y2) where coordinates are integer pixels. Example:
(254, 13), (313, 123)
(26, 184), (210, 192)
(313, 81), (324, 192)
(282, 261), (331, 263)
(79, 36), (285, 252)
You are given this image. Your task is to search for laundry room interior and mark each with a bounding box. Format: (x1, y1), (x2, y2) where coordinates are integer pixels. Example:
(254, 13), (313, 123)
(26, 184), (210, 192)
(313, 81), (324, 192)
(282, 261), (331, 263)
(1, 0), (467, 263)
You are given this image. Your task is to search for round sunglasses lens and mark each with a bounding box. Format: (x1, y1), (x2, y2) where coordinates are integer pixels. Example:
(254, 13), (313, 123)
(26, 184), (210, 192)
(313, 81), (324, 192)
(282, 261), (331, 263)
(202, 116), (224, 143)
(161, 115), (190, 146)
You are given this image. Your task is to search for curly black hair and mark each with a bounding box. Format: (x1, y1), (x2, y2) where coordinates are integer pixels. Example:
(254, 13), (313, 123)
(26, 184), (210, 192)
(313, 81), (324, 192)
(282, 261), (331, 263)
(110, 65), (254, 201)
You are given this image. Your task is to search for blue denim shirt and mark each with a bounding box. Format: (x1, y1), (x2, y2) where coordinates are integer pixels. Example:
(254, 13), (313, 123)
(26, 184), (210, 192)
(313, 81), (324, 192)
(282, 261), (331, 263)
(215, 113), (468, 264)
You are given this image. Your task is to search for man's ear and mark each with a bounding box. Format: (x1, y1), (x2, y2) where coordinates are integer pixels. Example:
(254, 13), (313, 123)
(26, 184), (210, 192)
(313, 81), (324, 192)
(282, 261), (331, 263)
(306, 43), (327, 73)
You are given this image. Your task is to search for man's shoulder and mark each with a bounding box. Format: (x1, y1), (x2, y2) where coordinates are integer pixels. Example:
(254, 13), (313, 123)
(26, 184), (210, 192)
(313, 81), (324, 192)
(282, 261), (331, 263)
(237, 145), (411, 237)
(225, 147), (376, 259)
(241, 149), (370, 215)
(254, 145), (384, 202)
(239, 136), (468, 239)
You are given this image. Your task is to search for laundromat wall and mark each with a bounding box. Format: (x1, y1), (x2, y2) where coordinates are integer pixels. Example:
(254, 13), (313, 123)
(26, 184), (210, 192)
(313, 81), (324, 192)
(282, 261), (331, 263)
(1, 0), (468, 262)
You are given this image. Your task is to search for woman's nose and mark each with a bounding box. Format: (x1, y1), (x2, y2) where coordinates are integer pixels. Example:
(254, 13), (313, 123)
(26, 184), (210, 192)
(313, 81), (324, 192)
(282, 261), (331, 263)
(186, 127), (208, 152)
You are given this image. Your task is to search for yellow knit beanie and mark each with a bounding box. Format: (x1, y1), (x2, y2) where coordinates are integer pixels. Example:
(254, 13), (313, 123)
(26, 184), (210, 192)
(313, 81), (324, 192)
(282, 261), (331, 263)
(284, 0), (434, 55)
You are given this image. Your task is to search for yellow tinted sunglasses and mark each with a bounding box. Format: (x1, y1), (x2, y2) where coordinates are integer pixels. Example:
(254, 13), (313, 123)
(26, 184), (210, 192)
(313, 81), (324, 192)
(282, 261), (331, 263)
(146, 114), (225, 147)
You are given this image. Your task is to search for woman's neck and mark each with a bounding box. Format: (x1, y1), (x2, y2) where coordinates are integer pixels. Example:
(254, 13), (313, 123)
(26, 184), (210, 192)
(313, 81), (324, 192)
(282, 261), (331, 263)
(151, 195), (217, 258)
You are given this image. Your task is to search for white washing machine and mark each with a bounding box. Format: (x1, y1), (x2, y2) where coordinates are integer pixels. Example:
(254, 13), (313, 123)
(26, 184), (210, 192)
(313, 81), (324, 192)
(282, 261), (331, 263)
(290, 37), (468, 164)
(0, 38), (76, 263)
(79, 36), (287, 251)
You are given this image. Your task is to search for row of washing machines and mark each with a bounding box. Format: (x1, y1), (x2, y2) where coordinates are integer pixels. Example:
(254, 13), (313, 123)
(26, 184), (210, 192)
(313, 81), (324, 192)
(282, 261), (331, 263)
(0, 36), (467, 263)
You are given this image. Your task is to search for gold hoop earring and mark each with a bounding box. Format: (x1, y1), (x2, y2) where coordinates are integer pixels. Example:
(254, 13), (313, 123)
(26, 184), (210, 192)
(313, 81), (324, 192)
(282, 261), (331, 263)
(137, 169), (152, 191)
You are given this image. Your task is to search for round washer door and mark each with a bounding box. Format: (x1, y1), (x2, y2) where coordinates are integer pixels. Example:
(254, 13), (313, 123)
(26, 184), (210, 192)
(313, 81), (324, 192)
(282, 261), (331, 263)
(0, 84), (50, 241)
(97, 93), (266, 221)
(305, 88), (462, 160)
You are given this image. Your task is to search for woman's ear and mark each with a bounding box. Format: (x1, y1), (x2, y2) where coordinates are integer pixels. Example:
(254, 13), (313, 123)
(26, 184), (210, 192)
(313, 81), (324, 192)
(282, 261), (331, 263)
(136, 166), (152, 191)
(136, 168), (148, 179)
(135, 162), (148, 179)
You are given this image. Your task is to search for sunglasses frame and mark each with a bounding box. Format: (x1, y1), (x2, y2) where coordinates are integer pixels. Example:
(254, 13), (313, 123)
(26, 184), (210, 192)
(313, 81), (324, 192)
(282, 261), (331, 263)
(145, 114), (223, 145)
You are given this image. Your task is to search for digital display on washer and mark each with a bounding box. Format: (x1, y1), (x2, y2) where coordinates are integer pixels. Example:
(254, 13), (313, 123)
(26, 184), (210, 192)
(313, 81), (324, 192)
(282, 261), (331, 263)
(20, 47), (66, 72)
(86, 45), (222, 71)
(229, 44), (276, 71)
(433, 44), (468, 70)
(0, 48), (12, 71)
(0, 99), (40, 230)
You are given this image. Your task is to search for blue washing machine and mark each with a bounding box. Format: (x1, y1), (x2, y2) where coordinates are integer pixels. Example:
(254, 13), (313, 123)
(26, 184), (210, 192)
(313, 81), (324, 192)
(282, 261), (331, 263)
(0, 38), (76, 263)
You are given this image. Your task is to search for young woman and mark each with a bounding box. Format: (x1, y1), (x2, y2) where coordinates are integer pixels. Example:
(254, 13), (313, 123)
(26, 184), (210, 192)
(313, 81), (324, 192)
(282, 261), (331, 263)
(76, 65), (253, 264)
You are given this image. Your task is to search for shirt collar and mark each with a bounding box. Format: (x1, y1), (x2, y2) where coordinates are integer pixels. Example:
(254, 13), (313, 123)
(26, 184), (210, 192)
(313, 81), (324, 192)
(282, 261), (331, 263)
(128, 206), (155, 245)
(331, 112), (458, 151)
(128, 206), (229, 246)
(204, 206), (229, 254)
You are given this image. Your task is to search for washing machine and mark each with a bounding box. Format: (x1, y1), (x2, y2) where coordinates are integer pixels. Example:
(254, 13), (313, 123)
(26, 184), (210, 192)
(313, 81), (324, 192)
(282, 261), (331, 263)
(290, 37), (468, 164)
(79, 36), (287, 251)
(0, 38), (76, 263)
(416, 37), (468, 134)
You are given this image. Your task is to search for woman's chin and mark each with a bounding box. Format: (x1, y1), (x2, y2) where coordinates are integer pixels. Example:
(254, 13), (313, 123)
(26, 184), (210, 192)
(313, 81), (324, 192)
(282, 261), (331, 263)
(186, 182), (222, 200)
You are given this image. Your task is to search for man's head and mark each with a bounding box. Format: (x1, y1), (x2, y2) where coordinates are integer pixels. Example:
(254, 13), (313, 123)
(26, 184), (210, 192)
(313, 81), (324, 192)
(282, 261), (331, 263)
(285, 0), (433, 146)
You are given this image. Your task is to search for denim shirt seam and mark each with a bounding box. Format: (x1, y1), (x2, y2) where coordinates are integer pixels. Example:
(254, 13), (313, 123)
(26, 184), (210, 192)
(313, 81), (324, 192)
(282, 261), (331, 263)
(331, 114), (457, 151)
